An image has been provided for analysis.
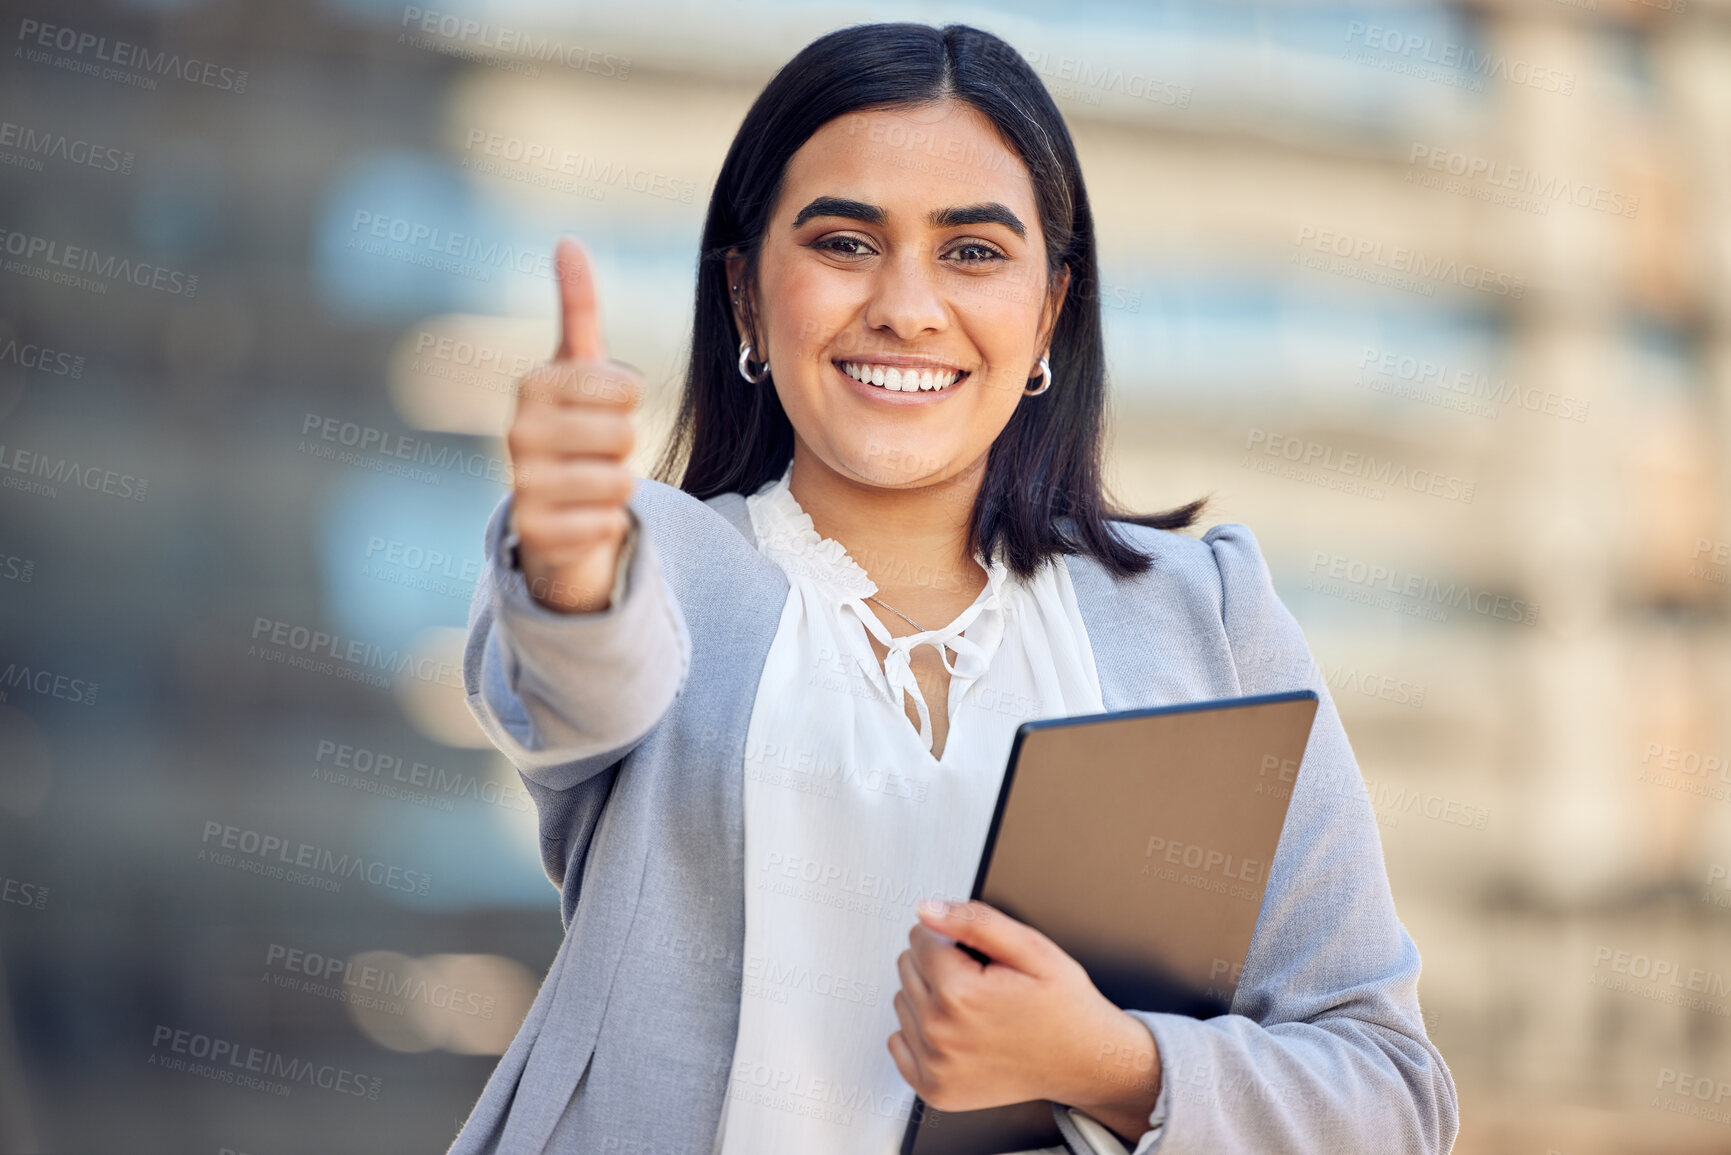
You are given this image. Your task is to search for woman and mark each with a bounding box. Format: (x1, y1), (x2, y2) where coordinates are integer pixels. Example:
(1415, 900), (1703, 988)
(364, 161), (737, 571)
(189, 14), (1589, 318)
(452, 21), (1457, 1155)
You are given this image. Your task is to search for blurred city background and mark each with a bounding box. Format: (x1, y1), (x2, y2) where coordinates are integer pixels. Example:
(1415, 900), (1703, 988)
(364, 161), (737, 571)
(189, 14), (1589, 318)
(1, 0), (1728, 1151)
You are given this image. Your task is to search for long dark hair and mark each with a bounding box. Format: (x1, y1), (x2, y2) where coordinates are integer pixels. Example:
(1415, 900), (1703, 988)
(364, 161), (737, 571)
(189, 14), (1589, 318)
(651, 21), (1204, 580)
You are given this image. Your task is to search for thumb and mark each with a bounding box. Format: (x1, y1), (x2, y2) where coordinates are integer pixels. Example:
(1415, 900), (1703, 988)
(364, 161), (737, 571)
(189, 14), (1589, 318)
(554, 235), (606, 361)
(917, 898), (1052, 974)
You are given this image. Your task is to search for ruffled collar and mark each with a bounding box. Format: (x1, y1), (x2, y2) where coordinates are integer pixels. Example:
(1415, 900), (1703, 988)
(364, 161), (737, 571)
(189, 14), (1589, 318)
(745, 462), (1015, 754)
(746, 462), (1011, 608)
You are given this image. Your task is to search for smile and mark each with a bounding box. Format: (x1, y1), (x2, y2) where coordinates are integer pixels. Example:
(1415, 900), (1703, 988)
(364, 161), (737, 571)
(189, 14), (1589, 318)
(836, 360), (965, 393)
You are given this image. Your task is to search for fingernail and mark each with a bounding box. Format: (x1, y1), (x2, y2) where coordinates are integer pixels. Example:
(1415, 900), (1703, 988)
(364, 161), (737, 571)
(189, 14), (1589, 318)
(918, 898), (948, 918)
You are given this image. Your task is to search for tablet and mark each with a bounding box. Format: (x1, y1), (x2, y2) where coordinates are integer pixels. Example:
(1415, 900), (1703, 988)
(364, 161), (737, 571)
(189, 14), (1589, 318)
(901, 689), (1320, 1155)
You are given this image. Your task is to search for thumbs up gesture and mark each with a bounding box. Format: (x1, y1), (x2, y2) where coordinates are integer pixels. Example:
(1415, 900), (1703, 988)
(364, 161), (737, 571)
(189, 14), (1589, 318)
(507, 237), (643, 612)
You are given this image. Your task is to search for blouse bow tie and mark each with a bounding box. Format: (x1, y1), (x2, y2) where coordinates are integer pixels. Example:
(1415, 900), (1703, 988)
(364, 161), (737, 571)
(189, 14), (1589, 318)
(853, 597), (996, 752)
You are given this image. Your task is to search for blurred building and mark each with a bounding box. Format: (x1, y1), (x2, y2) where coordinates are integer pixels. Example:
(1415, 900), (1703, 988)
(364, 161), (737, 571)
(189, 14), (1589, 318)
(0, 0), (1728, 1152)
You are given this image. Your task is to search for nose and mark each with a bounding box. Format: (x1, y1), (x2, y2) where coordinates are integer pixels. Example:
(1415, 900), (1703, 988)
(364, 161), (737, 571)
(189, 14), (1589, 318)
(861, 254), (948, 342)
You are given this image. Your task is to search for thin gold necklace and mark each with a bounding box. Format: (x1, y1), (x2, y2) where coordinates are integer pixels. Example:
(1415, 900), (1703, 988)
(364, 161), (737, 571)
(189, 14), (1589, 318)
(866, 594), (925, 634)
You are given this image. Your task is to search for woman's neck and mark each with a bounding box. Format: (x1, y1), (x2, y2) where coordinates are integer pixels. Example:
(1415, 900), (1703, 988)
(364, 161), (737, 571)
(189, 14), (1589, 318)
(788, 442), (989, 614)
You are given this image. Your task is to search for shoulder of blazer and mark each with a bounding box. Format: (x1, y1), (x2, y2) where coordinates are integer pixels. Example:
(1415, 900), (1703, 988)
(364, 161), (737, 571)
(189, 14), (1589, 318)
(626, 476), (751, 545)
(627, 476), (783, 593)
(1059, 518), (1231, 621)
(1061, 520), (1259, 700)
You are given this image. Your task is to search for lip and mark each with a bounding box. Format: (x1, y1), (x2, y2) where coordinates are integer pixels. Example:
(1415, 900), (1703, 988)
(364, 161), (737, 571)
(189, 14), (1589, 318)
(831, 357), (969, 405)
(835, 353), (965, 372)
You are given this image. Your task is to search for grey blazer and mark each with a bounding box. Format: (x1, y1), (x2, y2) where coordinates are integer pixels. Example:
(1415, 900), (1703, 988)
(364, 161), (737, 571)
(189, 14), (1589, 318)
(449, 478), (1459, 1155)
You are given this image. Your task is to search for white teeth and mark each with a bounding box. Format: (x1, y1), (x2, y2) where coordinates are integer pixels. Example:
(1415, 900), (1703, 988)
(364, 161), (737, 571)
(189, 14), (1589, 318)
(839, 362), (960, 393)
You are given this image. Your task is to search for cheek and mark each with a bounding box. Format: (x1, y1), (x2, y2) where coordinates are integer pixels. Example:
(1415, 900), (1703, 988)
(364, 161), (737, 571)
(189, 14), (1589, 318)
(954, 299), (1044, 397)
(965, 374), (1032, 441)
(767, 263), (860, 359)
(962, 283), (1038, 361)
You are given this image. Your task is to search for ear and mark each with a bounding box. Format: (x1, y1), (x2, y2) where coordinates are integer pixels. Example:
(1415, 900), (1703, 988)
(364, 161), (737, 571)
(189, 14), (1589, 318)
(1033, 264), (1071, 368)
(723, 251), (759, 354)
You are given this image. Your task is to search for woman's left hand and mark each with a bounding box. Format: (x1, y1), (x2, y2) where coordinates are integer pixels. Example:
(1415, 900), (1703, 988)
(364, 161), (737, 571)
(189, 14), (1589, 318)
(889, 898), (1164, 1142)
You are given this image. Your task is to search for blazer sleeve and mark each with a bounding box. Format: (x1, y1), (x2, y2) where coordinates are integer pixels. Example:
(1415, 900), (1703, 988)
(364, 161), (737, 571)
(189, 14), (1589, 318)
(462, 492), (692, 793)
(1119, 523), (1459, 1155)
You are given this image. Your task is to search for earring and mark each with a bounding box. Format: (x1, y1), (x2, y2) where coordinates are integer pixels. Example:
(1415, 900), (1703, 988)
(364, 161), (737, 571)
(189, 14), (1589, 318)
(1024, 356), (1052, 395)
(731, 280), (768, 382)
(738, 341), (770, 384)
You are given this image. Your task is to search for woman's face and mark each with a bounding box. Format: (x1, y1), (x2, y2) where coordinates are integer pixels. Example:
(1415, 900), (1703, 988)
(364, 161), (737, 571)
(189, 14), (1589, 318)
(730, 99), (1069, 491)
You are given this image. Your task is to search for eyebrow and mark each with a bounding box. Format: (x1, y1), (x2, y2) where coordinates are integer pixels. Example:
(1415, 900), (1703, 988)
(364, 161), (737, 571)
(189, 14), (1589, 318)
(790, 196), (1026, 239)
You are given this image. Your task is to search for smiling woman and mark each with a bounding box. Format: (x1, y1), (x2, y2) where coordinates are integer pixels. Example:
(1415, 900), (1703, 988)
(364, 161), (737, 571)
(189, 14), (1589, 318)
(454, 20), (1457, 1155)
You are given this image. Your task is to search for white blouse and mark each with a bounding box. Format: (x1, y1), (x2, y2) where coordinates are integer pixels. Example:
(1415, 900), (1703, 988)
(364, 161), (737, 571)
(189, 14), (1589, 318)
(712, 462), (1107, 1155)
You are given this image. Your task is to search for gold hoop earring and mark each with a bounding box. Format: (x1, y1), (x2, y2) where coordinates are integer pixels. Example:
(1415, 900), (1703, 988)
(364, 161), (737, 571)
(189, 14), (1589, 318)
(738, 341), (770, 384)
(1024, 357), (1052, 396)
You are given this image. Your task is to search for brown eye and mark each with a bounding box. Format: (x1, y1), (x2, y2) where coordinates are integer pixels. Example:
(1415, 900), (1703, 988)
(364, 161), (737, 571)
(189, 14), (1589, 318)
(814, 235), (877, 257)
(946, 242), (1005, 265)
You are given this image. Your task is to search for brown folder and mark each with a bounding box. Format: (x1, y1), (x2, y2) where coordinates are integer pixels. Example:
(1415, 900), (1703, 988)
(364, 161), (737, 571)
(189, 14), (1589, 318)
(901, 690), (1320, 1155)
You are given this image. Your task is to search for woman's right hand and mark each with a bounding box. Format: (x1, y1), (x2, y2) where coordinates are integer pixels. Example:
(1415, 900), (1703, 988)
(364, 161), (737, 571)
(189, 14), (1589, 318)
(507, 237), (643, 613)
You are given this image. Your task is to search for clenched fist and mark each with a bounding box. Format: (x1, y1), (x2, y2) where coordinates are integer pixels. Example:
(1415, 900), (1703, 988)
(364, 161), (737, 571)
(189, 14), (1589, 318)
(507, 237), (643, 612)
